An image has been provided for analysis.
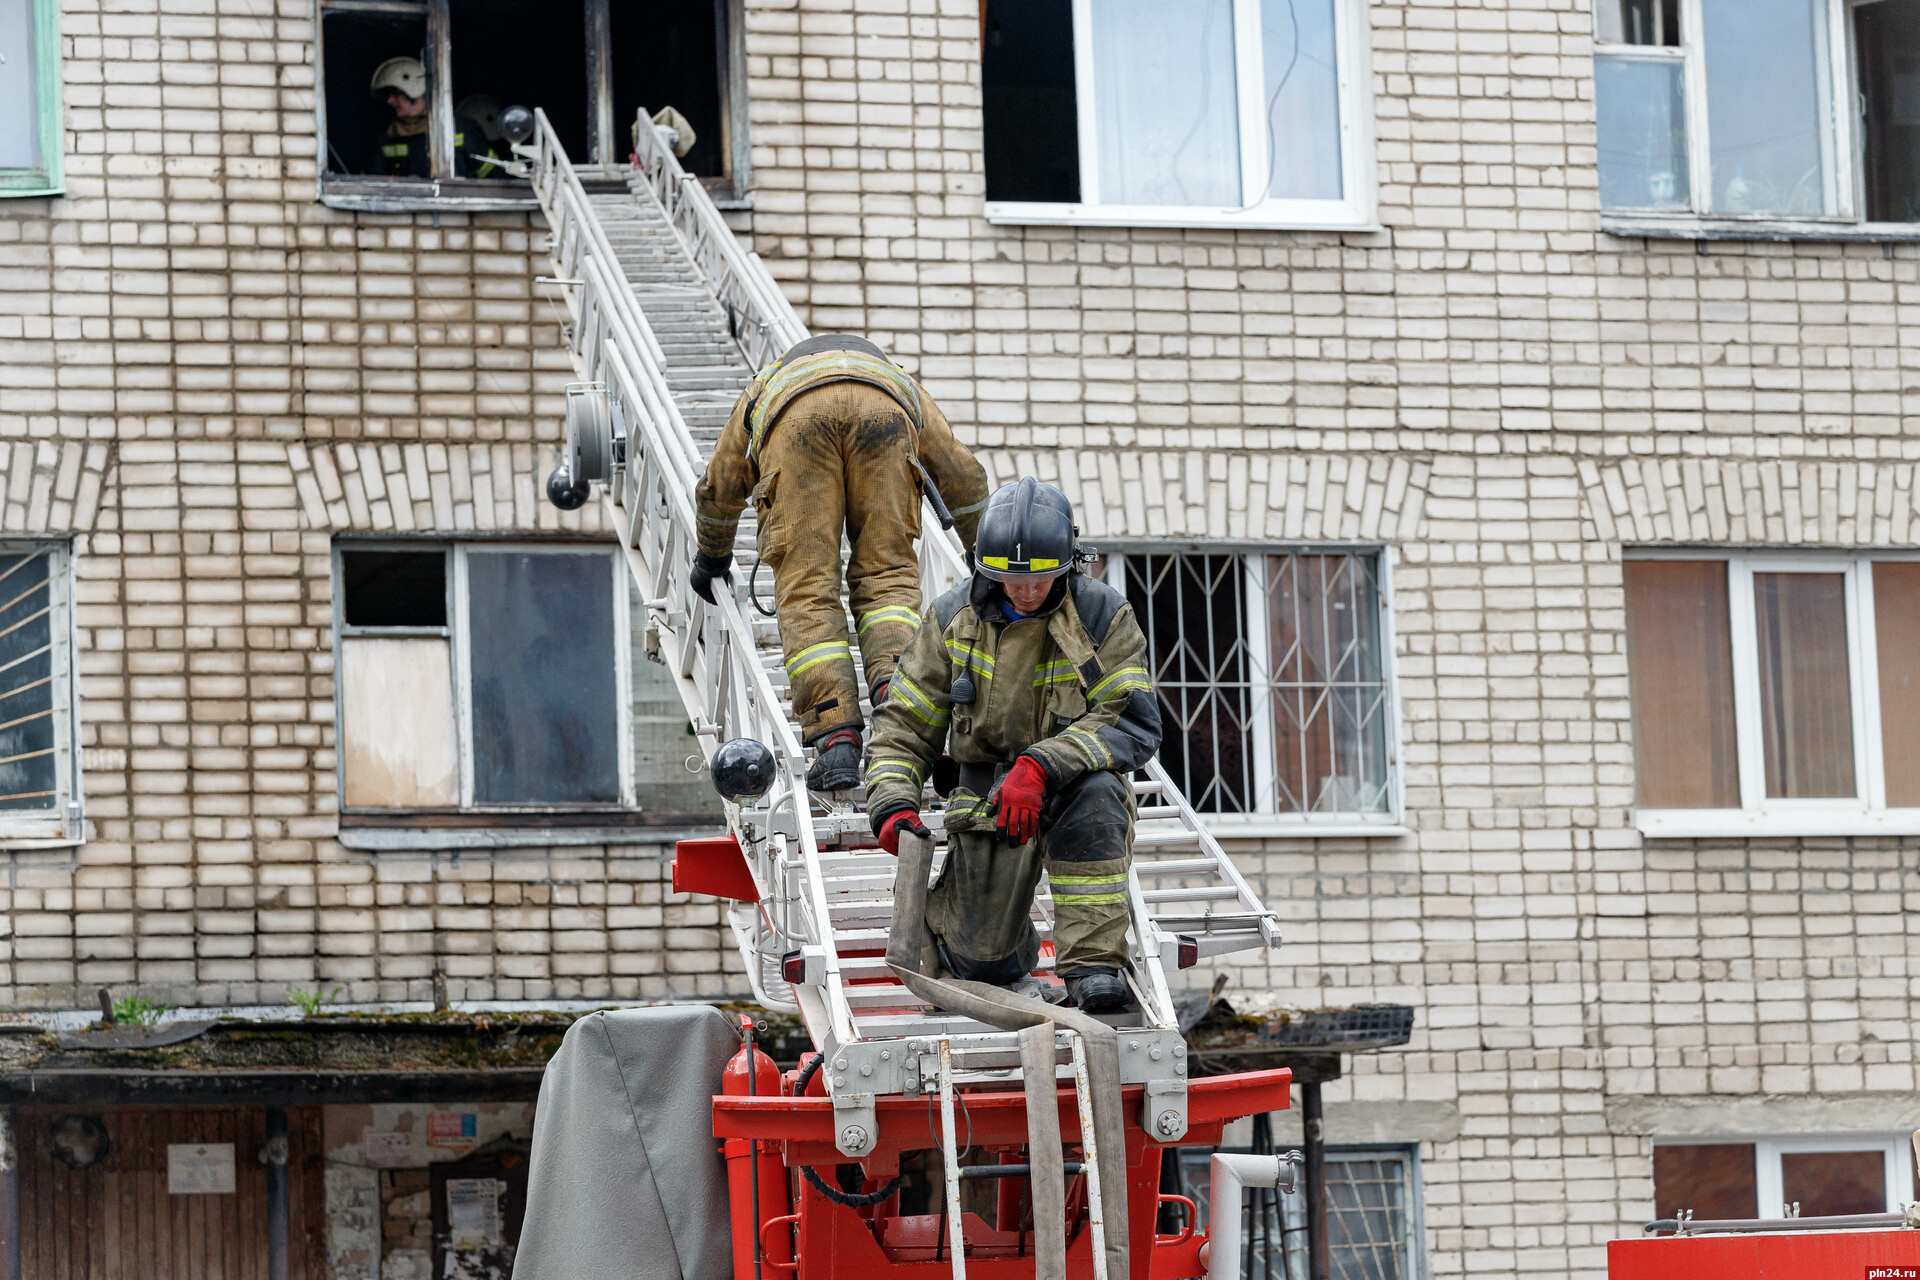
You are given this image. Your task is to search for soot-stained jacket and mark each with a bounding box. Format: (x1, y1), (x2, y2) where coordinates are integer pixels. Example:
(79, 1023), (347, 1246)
(864, 573), (1162, 831)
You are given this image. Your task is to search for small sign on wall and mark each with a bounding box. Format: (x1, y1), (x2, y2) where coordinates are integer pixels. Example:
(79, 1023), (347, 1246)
(168, 1143), (236, 1195)
(363, 1129), (414, 1166)
(428, 1112), (479, 1152)
(445, 1177), (503, 1248)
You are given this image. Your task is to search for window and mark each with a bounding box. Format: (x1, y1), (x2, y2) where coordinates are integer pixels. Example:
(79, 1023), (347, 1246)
(0, 545), (81, 843)
(334, 542), (632, 814)
(1097, 549), (1400, 830)
(316, 0), (741, 210)
(1653, 1136), (1916, 1220)
(1174, 1142), (1424, 1279)
(980, 0), (1372, 229)
(1592, 0), (1920, 231)
(0, 0), (63, 197)
(1621, 551), (1920, 836)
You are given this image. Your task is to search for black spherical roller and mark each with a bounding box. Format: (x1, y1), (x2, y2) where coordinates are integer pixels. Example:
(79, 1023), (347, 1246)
(546, 465), (589, 510)
(710, 737), (776, 802)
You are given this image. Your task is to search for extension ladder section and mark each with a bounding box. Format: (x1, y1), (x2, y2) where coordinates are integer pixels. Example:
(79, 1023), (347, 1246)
(520, 109), (1285, 1159)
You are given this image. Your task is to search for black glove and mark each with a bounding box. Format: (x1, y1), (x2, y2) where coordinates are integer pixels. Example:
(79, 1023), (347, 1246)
(690, 552), (734, 605)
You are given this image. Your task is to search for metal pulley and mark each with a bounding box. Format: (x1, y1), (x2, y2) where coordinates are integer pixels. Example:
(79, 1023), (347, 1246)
(549, 382), (622, 510)
(565, 382), (618, 485)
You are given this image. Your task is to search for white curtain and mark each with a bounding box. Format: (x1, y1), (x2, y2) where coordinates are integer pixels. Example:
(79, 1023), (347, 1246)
(1091, 0), (1242, 206)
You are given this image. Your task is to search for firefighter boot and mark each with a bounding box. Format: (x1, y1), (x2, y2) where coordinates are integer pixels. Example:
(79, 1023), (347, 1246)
(1062, 967), (1133, 1014)
(806, 725), (863, 793)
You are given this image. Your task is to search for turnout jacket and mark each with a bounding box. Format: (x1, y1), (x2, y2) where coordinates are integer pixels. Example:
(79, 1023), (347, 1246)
(865, 574), (1162, 829)
(694, 335), (989, 560)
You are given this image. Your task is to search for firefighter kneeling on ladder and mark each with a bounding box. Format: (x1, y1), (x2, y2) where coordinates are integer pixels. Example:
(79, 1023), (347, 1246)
(693, 334), (990, 793)
(865, 478), (1161, 1014)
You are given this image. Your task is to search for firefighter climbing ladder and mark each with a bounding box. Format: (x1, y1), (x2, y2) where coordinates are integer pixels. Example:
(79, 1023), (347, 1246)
(520, 110), (1285, 1170)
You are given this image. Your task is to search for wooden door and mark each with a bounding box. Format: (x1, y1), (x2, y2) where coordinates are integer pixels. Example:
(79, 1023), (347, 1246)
(16, 1105), (327, 1280)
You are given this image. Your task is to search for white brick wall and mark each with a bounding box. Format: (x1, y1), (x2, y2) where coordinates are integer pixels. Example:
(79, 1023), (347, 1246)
(0, 0), (1914, 1273)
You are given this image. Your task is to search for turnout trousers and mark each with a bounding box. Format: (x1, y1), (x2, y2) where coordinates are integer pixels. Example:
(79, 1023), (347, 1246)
(752, 381), (926, 739)
(924, 769), (1134, 977)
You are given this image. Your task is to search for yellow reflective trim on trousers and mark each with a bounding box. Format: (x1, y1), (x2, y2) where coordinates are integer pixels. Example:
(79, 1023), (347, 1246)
(1049, 872), (1129, 886)
(786, 641), (852, 677)
(889, 673), (949, 726)
(858, 605), (921, 635)
(1088, 665), (1151, 702)
(1051, 890), (1127, 905)
(867, 759), (924, 786)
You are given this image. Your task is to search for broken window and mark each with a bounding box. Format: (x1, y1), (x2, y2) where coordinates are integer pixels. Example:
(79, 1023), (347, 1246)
(1594, 0), (1920, 224)
(0, 0), (62, 196)
(317, 0), (740, 206)
(1103, 549), (1396, 824)
(980, 0), (1369, 228)
(335, 542), (629, 812)
(0, 544), (81, 840)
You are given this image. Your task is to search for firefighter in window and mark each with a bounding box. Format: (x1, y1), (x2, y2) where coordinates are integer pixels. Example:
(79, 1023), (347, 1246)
(366, 57), (499, 178)
(690, 335), (990, 794)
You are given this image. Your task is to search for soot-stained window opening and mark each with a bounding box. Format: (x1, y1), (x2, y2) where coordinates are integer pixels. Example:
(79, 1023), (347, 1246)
(316, 0), (746, 207)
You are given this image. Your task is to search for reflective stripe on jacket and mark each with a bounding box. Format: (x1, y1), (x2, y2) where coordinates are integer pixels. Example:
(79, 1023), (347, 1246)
(864, 574), (1161, 827)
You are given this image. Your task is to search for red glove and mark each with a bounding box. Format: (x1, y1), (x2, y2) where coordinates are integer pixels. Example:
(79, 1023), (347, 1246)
(994, 756), (1048, 846)
(877, 809), (929, 856)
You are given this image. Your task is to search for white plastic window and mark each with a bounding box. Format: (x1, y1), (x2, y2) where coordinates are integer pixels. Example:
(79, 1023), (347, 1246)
(0, 544), (82, 843)
(1593, 0), (1920, 226)
(983, 0), (1372, 229)
(1624, 549), (1920, 836)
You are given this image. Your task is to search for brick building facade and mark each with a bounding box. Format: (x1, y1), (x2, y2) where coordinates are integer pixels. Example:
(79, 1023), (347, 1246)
(4, 0), (1918, 1275)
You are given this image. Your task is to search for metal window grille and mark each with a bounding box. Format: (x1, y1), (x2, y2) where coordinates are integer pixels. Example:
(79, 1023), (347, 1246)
(1112, 550), (1392, 817)
(1175, 1141), (1421, 1280)
(0, 544), (80, 836)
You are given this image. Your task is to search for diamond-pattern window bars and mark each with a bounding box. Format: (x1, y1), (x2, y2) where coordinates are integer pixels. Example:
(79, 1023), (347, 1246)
(1115, 550), (1391, 817)
(1176, 1144), (1419, 1280)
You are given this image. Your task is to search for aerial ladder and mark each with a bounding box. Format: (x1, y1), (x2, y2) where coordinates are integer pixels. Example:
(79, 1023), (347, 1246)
(517, 109), (1297, 1280)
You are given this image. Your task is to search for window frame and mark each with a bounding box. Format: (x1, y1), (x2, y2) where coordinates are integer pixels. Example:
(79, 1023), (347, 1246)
(1653, 1133), (1916, 1219)
(331, 538), (636, 817)
(1592, 0), (1920, 240)
(0, 542), (83, 846)
(1626, 547), (1920, 837)
(1097, 542), (1407, 837)
(0, 0), (64, 198)
(982, 0), (1378, 232)
(312, 0), (752, 212)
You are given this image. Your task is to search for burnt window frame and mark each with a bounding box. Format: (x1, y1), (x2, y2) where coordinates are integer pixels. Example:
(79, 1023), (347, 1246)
(313, 0), (752, 212)
(331, 537), (636, 817)
(1092, 542), (1404, 836)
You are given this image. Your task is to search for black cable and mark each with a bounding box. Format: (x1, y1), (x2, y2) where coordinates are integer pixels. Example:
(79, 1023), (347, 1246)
(792, 1054), (903, 1208)
(749, 561), (776, 617)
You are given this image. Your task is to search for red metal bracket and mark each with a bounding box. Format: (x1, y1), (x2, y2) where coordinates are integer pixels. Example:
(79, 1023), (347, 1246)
(673, 834), (758, 900)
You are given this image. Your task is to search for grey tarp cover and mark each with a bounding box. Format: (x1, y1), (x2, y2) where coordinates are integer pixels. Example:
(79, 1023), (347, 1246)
(512, 1005), (739, 1280)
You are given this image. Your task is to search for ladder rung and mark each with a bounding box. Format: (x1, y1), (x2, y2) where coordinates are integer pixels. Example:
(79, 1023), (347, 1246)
(1141, 886), (1245, 904)
(1130, 857), (1220, 875)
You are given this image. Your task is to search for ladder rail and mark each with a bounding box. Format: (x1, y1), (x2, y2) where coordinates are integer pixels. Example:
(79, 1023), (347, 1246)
(630, 113), (806, 365)
(528, 108), (862, 1043)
